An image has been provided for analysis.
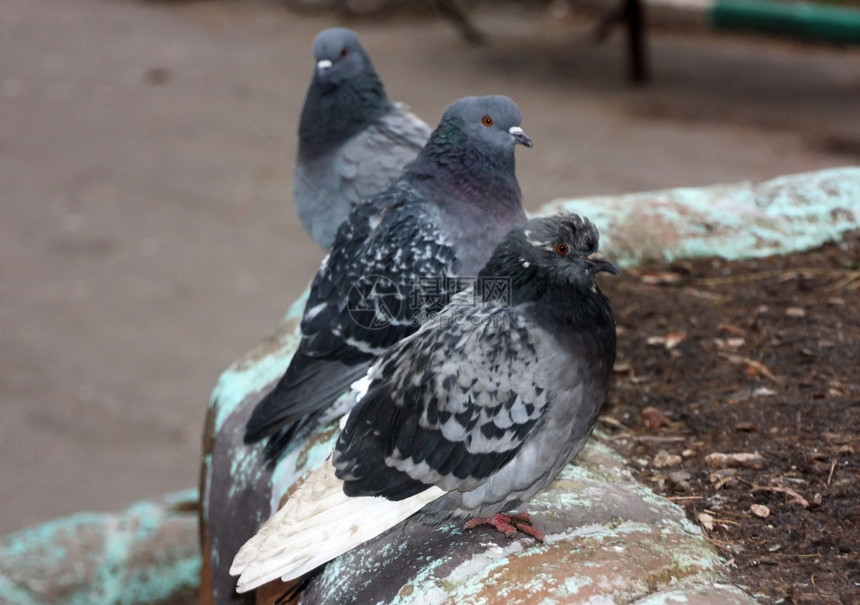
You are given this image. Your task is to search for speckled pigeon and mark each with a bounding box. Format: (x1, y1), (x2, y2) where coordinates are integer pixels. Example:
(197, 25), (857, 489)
(295, 28), (431, 249)
(245, 95), (532, 458)
(230, 213), (618, 591)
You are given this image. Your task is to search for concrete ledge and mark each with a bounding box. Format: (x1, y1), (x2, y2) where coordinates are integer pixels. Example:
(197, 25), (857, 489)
(545, 166), (860, 267)
(300, 439), (757, 604)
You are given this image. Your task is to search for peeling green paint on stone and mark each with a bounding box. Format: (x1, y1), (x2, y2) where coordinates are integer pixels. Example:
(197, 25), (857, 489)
(311, 433), (745, 605)
(545, 167), (860, 268)
(208, 291), (308, 434)
(0, 491), (199, 605)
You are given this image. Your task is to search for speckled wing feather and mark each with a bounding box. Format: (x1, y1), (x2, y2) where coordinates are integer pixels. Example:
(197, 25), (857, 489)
(333, 293), (553, 500)
(336, 104), (431, 206)
(300, 185), (453, 357)
(245, 184), (457, 446)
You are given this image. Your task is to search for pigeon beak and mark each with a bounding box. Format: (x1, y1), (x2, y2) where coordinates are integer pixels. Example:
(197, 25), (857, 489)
(508, 126), (533, 148)
(317, 59), (333, 74)
(587, 252), (620, 276)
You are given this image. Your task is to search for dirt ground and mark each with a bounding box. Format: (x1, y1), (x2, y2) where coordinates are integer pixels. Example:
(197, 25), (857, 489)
(602, 233), (859, 604)
(2, 0), (859, 598)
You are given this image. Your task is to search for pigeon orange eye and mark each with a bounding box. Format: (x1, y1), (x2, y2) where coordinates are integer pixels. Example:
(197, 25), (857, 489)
(555, 243), (570, 256)
(482, 116), (494, 127)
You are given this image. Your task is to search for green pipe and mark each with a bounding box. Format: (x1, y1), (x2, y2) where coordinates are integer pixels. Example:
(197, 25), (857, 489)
(711, 0), (860, 44)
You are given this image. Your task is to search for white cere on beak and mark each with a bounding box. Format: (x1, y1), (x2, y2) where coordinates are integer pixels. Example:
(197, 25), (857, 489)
(508, 126), (533, 147)
(317, 59), (333, 73)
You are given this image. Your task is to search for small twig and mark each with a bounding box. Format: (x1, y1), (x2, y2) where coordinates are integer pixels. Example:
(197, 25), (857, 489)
(751, 481), (810, 508)
(695, 268), (854, 288)
(704, 536), (733, 550)
(718, 353), (780, 382)
(681, 287), (730, 302)
(827, 458), (837, 486)
(714, 518), (742, 527)
(630, 435), (688, 443)
(598, 415), (624, 428)
(824, 270), (860, 292)
(433, 0), (485, 45)
(709, 509), (751, 519)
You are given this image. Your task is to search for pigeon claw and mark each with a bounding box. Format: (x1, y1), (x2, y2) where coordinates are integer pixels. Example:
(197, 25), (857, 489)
(464, 512), (545, 542)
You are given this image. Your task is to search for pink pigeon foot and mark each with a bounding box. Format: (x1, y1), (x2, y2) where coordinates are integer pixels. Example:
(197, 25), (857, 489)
(464, 511), (545, 542)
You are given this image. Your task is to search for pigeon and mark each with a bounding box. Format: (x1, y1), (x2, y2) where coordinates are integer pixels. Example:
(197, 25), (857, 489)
(230, 213), (619, 591)
(244, 95), (532, 458)
(295, 28), (431, 249)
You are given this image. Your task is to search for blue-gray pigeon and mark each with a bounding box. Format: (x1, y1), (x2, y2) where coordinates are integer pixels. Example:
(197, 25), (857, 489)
(295, 28), (431, 249)
(245, 95), (532, 458)
(230, 213), (618, 590)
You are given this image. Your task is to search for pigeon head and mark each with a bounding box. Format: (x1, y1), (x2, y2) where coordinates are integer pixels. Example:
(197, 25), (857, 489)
(312, 28), (375, 87)
(480, 214), (618, 303)
(300, 28), (392, 156)
(435, 95), (532, 156)
(411, 95), (531, 213)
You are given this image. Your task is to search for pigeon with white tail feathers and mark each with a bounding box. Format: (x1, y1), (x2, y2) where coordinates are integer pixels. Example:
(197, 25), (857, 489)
(245, 95), (532, 460)
(295, 28), (431, 249)
(231, 213), (618, 592)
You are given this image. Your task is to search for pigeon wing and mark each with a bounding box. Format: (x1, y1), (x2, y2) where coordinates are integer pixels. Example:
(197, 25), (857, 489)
(300, 189), (452, 357)
(245, 190), (457, 445)
(333, 298), (552, 500)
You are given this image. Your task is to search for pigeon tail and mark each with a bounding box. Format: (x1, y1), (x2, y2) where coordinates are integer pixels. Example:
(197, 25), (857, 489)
(244, 359), (370, 450)
(231, 458), (445, 592)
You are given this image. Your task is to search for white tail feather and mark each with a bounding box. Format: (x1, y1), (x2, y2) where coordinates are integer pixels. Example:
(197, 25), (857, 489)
(230, 458), (445, 593)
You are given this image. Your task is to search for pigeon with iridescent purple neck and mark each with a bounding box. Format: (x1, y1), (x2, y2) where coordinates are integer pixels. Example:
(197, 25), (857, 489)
(246, 95), (532, 460)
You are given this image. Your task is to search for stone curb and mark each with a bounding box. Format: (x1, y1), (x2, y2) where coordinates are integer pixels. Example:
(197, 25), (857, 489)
(298, 438), (757, 605)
